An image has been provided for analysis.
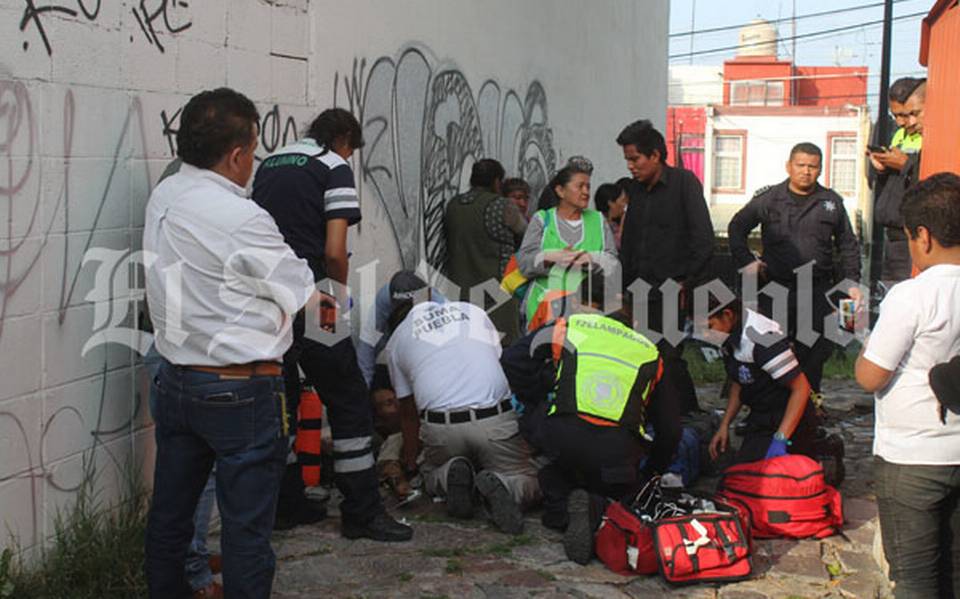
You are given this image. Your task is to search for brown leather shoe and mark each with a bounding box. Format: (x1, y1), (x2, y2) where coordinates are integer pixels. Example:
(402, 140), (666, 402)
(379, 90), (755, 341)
(208, 554), (222, 575)
(193, 581), (223, 599)
(379, 460), (412, 498)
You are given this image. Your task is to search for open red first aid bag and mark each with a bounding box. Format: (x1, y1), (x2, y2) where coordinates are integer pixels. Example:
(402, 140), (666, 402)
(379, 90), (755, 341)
(717, 454), (843, 539)
(595, 477), (753, 584)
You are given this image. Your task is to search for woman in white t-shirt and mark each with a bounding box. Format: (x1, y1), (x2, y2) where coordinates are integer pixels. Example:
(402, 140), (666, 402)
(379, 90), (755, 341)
(856, 173), (960, 599)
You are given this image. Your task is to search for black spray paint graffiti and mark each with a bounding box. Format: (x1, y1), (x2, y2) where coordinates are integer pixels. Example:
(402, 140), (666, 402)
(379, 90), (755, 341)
(131, 0), (192, 54)
(334, 46), (556, 269)
(18, 0), (191, 56)
(1, 79), (152, 547)
(161, 103), (299, 159)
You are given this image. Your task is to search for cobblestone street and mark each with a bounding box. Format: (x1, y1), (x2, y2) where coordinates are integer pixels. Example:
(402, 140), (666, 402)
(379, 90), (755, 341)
(263, 380), (891, 599)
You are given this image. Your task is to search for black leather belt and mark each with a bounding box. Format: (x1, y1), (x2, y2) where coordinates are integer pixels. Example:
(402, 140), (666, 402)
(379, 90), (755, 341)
(420, 399), (513, 424)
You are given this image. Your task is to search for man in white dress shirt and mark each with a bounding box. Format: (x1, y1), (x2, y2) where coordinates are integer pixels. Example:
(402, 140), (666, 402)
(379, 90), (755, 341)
(143, 88), (315, 599)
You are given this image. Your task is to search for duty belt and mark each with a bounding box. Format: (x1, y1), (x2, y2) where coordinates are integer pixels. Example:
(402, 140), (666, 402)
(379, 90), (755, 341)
(420, 399), (513, 424)
(189, 361), (283, 379)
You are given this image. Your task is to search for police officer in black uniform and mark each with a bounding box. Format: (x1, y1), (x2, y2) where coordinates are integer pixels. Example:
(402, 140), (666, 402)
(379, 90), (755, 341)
(728, 142), (861, 395)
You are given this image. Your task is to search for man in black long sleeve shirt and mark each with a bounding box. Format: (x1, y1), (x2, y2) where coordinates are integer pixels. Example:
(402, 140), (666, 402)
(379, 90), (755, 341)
(616, 120), (714, 415)
(728, 142), (862, 393)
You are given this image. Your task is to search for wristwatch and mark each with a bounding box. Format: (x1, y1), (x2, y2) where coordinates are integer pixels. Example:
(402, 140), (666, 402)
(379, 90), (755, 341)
(773, 431), (792, 445)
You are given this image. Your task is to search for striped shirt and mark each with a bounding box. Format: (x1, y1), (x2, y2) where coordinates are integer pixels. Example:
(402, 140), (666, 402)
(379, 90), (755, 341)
(721, 309), (802, 413)
(252, 137), (361, 279)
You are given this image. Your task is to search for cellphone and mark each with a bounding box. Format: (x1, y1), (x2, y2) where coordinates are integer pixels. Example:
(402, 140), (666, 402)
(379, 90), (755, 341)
(867, 144), (889, 153)
(838, 298), (856, 332)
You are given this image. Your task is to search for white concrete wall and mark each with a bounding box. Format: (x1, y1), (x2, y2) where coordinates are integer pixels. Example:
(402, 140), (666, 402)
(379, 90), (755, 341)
(0, 0), (668, 551)
(705, 111), (866, 233)
(668, 65), (723, 105)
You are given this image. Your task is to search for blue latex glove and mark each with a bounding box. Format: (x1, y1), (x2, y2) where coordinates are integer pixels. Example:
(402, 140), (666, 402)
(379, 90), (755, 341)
(765, 438), (789, 460)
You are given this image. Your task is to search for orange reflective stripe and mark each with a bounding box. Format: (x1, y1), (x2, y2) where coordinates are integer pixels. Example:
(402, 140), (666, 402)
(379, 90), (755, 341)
(551, 317), (567, 364)
(578, 413), (619, 427)
(648, 357), (664, 395)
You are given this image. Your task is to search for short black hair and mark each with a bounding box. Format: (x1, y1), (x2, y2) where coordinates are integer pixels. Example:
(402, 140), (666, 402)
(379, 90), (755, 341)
(707, 294), (742, 319)
(307, 108), (364, 151)
(902, 172), (960, 248)
(615, 119), (668, 163)
(470, 159), (505, 189)
(789, 142), (822, 161)
(578, 270), (608, 308)
(594, 183), (624, 215)
(176, 88), (259, 169)
(537, 184), (558, 211)
(889, 77), (927, 104)
(501, 177), (530, 196)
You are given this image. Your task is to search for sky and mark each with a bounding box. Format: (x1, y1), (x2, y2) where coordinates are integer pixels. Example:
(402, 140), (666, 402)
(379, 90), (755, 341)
(668, 0), (931, 111)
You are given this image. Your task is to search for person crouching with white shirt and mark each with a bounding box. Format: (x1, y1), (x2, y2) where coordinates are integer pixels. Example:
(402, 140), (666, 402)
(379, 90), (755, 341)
(384, 271), (541, 534)
(856, 172), (960, 599)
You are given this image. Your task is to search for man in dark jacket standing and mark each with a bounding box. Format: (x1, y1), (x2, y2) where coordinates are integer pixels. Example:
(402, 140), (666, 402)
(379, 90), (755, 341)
(728, 142), (862, 394)
(869, 77), (925, 284)
(616, 119), (714, 415)
(444, 158), (527, 344)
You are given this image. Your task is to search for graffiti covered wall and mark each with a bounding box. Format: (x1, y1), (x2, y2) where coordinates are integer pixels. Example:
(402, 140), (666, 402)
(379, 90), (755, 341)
(0, 0), (667, 550)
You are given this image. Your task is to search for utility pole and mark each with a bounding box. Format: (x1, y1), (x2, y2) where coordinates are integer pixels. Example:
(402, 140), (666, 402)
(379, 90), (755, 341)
(869, 0), (894, 322)
(689, 0), (696, 65)
(791, 0), (797, 104)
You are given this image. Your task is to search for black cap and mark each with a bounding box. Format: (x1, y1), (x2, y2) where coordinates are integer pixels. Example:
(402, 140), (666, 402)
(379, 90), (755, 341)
(389, 270), (428, 311)
(930, 356), (960, 424)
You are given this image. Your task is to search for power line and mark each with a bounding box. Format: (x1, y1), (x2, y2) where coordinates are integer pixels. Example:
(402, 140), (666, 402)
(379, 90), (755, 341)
(669, 10), (926, 61)
(668, 69), (926, 88)
(670, 91), (885, 107)
(669, 0), (908, 38)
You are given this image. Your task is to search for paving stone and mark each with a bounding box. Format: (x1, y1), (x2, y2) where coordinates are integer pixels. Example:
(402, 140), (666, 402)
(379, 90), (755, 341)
(772, 553), (829, 581)
(494, 569), (555, 587)
(834, 571), (890, 599)
(844, 497), (878, 526)
(717, 589), (769, 599)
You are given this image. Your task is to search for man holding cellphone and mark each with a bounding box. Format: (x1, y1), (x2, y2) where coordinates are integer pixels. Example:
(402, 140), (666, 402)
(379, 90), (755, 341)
(868, 77), (926, 283)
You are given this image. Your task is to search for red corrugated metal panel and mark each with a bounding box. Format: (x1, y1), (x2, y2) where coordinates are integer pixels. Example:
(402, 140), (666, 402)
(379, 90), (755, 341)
(920, 1), (960, 177)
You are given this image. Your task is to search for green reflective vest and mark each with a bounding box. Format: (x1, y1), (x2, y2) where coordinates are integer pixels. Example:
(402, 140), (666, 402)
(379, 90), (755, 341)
(524, 208), (605, 323)
(549, 313), (661, 435)
(891, 127), (922, 153)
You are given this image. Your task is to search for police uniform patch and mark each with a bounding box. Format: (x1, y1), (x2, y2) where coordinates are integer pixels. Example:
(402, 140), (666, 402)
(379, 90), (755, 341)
(738, 364), (754, 384)
(822, 200), (836, 213)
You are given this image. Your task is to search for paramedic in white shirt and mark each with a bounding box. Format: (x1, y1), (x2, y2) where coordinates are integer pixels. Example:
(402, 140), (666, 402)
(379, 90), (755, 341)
(384, 272), (540, 534)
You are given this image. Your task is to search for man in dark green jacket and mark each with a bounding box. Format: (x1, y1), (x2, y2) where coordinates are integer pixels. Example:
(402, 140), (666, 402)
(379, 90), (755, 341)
(444, 158), (527, 344)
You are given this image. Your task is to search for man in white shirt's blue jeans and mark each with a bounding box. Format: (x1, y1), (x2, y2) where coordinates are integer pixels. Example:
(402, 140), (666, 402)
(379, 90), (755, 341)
(856, 172), (960, 598)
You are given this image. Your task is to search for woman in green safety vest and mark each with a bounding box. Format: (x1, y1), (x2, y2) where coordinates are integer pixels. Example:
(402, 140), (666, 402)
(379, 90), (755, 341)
(515, 164), (619, 330)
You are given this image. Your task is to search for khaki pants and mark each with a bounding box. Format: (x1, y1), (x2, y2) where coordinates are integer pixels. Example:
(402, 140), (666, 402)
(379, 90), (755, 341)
(420, 410), (540, 507)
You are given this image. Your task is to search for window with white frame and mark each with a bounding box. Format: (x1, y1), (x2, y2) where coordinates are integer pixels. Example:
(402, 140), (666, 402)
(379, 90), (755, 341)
(830, 136), (858, 197)
(713, 134), (744, 191)
(730, 80), (785, 106)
